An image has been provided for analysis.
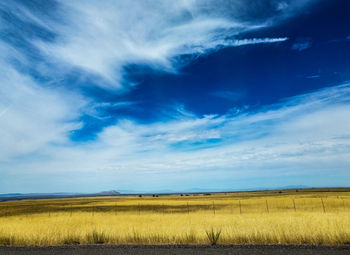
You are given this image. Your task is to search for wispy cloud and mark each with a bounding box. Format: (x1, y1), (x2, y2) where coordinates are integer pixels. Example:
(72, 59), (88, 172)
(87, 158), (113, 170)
(1, 0), (340, 193)
(306, 74), (320, 79)
(1, 83), (350, 192)
(291, 38), (312, 51)
(0, 42), (87, 161)
(1, 0), (314, 90)
(230, 37), (288, 46)
(277, 2), (289, 11)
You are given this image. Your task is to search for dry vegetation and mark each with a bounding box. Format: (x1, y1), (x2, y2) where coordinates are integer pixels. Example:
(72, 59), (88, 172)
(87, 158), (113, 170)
(0, 188), (349, 246)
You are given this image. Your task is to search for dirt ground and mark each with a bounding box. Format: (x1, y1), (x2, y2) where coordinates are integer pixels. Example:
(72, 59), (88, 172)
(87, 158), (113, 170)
(1, 245), (350, 255)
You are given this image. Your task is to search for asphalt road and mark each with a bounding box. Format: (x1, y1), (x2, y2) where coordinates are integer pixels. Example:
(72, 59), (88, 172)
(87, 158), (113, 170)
(1, 245), (350, 255)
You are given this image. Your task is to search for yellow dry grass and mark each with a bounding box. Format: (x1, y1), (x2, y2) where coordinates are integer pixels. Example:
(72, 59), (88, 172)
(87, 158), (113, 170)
(0, 188), (349, 246)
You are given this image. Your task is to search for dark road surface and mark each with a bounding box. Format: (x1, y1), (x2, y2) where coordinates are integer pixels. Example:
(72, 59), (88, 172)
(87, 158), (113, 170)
(1, 245), (350, 255)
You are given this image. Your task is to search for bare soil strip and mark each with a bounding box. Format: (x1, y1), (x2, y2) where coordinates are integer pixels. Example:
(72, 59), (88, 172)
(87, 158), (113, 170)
(1, 245), (350, 255)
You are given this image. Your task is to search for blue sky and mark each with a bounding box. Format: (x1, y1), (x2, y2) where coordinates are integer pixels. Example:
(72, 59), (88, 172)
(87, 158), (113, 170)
(0, 0), (349, 193)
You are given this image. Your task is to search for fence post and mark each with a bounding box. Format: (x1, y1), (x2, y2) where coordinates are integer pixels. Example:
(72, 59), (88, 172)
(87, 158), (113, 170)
(70, 204), (72, 217)
(212, 201), (216, 215)
(293, 199), (296, 212)
(239, 200), (242, 215)
(266, 200), (269, 213)
(321, 198), (326, 213)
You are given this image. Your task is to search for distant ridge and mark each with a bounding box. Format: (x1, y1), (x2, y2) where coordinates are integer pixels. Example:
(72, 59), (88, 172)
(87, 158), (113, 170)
(0, 193), (23, 197)
(0, 190), (120, 202)
(2, 186), (349, 202)
(95, 190), (120, 196)
(0, 192), (80, 198)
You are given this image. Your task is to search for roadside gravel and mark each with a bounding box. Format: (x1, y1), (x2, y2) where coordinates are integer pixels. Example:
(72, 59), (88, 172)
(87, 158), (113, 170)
(1, 245), (350, 255)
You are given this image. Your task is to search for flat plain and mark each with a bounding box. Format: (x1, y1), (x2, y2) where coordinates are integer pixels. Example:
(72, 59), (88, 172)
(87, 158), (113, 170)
(0, 188), (349, 246)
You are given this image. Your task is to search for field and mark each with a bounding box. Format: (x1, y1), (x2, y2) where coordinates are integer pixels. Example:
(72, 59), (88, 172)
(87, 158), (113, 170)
(0, 188), (349, 246)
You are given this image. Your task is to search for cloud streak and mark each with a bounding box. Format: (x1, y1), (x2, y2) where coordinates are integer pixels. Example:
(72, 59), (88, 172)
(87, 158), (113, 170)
(229, 37), (288, 46)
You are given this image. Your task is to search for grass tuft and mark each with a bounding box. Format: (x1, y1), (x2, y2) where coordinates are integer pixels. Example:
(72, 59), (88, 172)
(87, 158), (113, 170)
(62, 234), (80, 245)
(0, 235), (16, 246)
(205, 228), (221, 245)
(0, 236), (11, 246)
(86, 230), (109, 244)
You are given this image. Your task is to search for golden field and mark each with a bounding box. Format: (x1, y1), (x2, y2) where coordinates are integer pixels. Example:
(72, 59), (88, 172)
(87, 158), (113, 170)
(0, 188), (349, 246)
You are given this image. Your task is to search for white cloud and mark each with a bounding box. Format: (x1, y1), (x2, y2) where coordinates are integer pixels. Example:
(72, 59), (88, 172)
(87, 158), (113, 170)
(0, 42), (86, 161)
(20, 0), (313, 90)
(1, 83), (350, 192)
(230, 37), (288, 46)
(1, 0), (316, 91)
(33, 1), (248, 88)
(2, 0), (342, 193)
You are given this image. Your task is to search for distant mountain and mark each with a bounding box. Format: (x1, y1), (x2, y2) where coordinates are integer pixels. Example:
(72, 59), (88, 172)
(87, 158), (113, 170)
(94, 190), (120, 196)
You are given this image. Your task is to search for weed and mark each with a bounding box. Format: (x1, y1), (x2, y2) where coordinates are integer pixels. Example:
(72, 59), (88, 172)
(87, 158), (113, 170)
(62, 235), (80, 245)
(184, 230), (196, 243)
(0, 235), (16, 246)
(0, 236), (11, 246)
(205, 228), (221, 245)
(86, 230), (109, 244)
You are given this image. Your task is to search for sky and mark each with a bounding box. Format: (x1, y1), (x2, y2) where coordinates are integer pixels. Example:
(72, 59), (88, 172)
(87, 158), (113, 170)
(0, 0), (349, 193)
